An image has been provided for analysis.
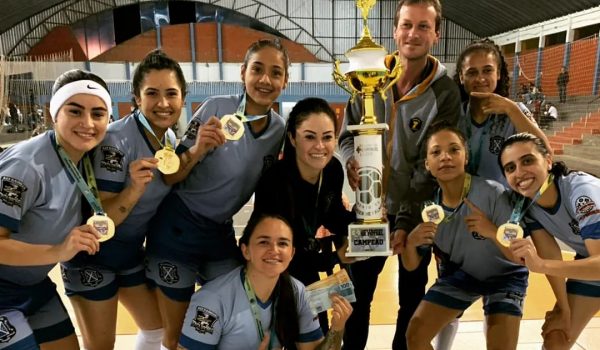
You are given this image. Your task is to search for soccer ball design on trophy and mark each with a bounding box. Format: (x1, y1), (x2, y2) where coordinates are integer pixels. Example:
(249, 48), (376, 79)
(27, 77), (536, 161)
(357, 167), (382, 214)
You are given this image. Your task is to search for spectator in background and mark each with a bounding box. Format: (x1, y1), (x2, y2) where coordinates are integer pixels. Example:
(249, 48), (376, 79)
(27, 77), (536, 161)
(557, 66), (569, 104)
(541, 102), (558, 130)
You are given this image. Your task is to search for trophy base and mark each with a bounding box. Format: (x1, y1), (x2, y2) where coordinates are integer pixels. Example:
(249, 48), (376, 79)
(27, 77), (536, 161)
(347, 221), (392, 257)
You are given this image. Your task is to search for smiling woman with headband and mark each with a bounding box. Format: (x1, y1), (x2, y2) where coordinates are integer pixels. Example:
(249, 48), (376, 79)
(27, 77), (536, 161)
(0, 69), (110, 349)
(60, 49), (186, 350)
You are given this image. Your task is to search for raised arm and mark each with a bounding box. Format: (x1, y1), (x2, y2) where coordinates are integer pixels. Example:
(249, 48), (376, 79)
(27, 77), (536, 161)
(164, 116), (225, 185)
(99, 157), (158, 226)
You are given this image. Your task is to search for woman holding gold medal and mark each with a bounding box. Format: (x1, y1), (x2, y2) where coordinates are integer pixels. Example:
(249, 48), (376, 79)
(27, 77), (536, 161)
(499, 133), (600, 350)
(0, 69), (109, 349)
(145, 38), (289, 350)
(60, 50), (186, 350)
(402, 124), (528, 350)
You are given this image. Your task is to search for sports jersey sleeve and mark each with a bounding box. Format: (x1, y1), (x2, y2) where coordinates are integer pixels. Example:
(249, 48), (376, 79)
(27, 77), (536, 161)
(338, 98), (361, 164)
(294, 280), (324, 343)
(93, 131), (128, 193)
(177, 101), (218, 154)
(0, 158), (41, 232)
(321, 159), (355, 243)
(570, 177), (600, 240)
(179, 289), (223, 349)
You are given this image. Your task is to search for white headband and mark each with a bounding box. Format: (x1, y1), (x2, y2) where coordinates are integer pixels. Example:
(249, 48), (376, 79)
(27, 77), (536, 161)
(49, 80), (112, 122)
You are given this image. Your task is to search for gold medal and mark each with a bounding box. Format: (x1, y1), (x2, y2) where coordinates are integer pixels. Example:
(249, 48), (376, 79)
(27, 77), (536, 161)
(87, 213), (115, 242)
(496, 223), (524, 247)
(221, 114), (244, 141)
(155, 148), (180, 174)
(421, 204), (445, 224)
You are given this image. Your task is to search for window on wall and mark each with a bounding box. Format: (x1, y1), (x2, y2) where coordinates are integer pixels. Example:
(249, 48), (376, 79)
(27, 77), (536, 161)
(545, 32), (566, 47)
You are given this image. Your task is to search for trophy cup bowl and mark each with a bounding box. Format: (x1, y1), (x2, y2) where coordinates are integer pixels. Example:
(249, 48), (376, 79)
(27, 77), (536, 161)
(332, 0), (403, 257)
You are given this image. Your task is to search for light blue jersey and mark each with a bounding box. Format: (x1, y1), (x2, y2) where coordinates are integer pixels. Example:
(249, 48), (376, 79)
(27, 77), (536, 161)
(176, 94), (285, 224)
(0, 131), (82, 287)
(93, 113), (173, 245)
(458, 102), (533, 185)
(179, 266), (323, 349)
(434, 176), (527, 282)
(525, 172), (600, 257)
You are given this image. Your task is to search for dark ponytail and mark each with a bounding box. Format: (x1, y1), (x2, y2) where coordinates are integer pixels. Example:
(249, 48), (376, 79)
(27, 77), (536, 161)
(275, 272), (300, 348)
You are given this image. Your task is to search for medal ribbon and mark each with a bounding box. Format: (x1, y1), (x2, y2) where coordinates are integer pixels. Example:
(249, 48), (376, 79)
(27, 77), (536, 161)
(55, 140), (104, 215)
(243, 270), (275, 350)
(235, 93), (269, 122)
(465, 111), (493, 175)
(136, 111), (174, 150)
(509, 174), (554, 224)
(429, 173), (472, 223)
(302, 171), (323, 250)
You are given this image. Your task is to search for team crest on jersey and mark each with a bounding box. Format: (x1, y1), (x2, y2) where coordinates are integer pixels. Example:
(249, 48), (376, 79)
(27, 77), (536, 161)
(0, 316), (17, 343)
(100, 146), (124, 172)
(569, 219), (581, 235)
(409, 118), (422, 132)
(80, 268), (103, 287)
(184, 119), (201, 140)
(191, 306), (218, 334)
(488, 136), (504, 155)
(0, 176), (27, 208)
(158, 262), (179, 284)
(575, 195), (600, 220)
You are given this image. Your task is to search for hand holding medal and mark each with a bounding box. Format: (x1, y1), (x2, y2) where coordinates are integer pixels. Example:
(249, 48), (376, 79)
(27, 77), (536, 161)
(136, 111), (180, 174)
(421, 203), (445, 224)
(497, 174), (554, 247)
(421, 173), (471, 225)
(87, 213), (116, 242)
(155, 147), (179, 174)
(496, 223), (524, 247)
(56, 143), (116, 243)
(221, 93), (268, 141)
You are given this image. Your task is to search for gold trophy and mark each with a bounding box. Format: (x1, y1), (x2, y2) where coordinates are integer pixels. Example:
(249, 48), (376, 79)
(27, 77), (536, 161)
(333, 0), (402, 257)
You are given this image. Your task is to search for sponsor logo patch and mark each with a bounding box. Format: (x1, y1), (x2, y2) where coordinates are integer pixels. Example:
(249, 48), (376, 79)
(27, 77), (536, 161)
(191, 306), (218, 334)
(0, 176), (27, 208)
(100, 146), (124, 172)
(184, 119), (201, 140)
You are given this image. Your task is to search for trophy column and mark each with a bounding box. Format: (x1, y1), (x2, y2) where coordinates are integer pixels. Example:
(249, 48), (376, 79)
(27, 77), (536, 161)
(346, 124), (391, 257)
(332, 0), (402, 258)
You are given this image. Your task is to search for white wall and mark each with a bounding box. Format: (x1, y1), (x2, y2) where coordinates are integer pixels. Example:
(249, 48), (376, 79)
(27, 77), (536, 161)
(14, 60), (456, 83)
(491, 6), (600, 47)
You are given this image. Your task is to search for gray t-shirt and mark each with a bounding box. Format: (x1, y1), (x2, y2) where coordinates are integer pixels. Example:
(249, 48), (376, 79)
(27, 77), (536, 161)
(176, 95), (285, 224)
(0, 132), (82, 286)
(179, 266), (323, 349)
(92, 113), (173, 245)
(525, 172), (600, 257)
(433, 176), (527, 281)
